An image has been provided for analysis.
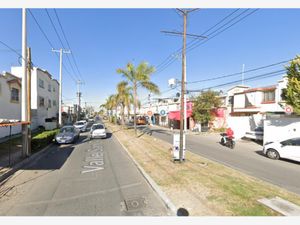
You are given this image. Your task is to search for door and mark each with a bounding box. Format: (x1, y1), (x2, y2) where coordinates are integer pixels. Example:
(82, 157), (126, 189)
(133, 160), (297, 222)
(280, 138), (300, 161)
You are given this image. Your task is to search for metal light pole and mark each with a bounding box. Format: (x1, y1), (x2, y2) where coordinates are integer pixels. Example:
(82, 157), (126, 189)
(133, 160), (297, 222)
(52, 48), (70, 127)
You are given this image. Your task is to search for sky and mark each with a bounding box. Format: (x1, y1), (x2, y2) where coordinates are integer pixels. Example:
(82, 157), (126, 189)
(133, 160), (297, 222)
(0, 8), (300, 109)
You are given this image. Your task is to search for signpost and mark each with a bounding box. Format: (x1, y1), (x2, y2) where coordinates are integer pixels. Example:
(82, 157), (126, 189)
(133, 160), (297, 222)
(172, 133), (185, 161)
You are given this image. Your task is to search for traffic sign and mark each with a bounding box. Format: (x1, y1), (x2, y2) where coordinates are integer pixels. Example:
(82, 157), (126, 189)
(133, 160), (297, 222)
(160, 109), (166, 116)
(285, 106), (293, 115)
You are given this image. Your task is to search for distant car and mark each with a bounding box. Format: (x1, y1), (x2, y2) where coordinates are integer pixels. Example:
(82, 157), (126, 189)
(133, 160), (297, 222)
(88, 118), (94, 122)
(90, 123), (107, 139)
(263, 137), (300, 162)
(55, 126), (80, 144)
(74, 120), (87, 132)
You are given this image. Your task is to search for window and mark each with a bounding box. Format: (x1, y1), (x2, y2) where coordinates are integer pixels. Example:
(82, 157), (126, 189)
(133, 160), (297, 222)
(11, 88), (19, 102)
(48, 99), (52, 108)
(53, 100), (57, 106)
(263, 91), (275, 102)
(48, 84), (51, 92)
(53, 86), (56, 92)
(281, 138), (300, 146)
(39, 96), (45, 107)
(39, 79), (44, 88)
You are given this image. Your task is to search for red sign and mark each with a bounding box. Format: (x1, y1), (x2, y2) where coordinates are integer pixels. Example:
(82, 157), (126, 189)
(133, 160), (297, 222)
(285, 106), (293, 114)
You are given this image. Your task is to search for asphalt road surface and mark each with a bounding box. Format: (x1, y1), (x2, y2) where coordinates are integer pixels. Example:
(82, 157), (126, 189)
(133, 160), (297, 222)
(0, 125), (169, 216)
(137, 125), (300, 195)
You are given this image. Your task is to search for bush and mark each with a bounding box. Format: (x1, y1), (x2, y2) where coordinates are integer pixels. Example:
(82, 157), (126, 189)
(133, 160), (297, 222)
(213, 127), (226, 133)
(31, 129), (59, 153)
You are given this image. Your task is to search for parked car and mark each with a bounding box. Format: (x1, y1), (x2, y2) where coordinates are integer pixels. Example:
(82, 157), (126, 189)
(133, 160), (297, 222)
(244, 126), (264, 141)
(74, 120), (87, 132)
(55, 126), (80, 144)
(90, 123), (106, 139)
(263, 137), (300, 162)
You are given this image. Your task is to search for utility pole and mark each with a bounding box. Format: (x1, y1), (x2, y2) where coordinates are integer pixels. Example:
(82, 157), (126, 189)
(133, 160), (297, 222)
(21, 8), (29, 158)
(27, 47), (32, 155)
(52, 48), (71, 127)
(162, 9), (205, 163)
(76, 80), (84, 120)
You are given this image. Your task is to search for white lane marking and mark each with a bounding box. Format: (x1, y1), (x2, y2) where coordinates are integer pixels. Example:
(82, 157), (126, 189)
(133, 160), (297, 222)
(81, 141), (105, 174)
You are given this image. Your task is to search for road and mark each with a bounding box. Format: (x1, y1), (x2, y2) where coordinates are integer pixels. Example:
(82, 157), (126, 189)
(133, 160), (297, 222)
(0, 122), (169, 216)
(138, 125), (300, 195)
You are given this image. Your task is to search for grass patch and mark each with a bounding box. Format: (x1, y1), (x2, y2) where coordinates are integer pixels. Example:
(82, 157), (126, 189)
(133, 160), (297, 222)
(106, 122), (300, 216)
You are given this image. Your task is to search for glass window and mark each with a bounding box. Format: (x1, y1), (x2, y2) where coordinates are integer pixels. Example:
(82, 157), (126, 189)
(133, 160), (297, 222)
(92, 124), (104, 130)
(39, 79), (44, 88)
(48, 84), (51, 92)
(53, 100), (57, 106)
(11, 88), (19, 102)
(48, 99), (52, 108)
(60, 127), (74, 133)
(263, 91), (275, 102)
(53, 86), (55, 92)
(39, 96), (45, 107)
(281, 138), (300, 146)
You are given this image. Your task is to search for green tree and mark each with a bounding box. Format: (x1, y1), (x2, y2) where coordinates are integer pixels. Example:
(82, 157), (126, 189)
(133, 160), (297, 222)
(104, 94), (117, 123)
(117, 61), (160, 134)
(283, 55), (300, 115)
(116, 81), (132, 125)
(192, 90), (222, 126)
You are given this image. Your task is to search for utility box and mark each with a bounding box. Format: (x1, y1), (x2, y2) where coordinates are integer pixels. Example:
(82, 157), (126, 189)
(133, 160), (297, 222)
(172, 133), (186, 161)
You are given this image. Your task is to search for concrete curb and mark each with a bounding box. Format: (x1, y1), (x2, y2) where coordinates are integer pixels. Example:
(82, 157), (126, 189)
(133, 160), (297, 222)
(110, 127), (177, 216)
(0, 143), (54, 184)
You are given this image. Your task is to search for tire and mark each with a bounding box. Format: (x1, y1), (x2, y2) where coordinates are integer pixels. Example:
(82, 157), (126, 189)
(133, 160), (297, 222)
(266, 148), (280, 160)
(220, 138), (225, 145)
(230, 140), (235, 149)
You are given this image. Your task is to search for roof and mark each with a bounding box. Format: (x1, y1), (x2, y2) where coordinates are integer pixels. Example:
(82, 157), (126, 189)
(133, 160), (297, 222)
(235, 85), (276, 95)
(227, 85), (250, 92)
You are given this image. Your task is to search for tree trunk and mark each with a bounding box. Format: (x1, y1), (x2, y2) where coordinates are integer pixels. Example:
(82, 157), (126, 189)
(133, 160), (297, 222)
(121, 103), (125, 126)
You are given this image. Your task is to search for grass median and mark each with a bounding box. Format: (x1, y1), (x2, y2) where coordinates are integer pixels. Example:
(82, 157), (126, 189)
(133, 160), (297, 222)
(106, 122), (300, 216)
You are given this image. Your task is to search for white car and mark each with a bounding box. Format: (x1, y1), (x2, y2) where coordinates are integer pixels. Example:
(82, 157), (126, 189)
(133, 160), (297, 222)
(90, 123), (107, 139)
(74, 120), (87, 132)
(263, 138), (300, 162)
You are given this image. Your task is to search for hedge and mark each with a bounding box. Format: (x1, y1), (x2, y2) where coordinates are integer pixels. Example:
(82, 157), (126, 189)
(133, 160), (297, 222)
(31, 129), (59, 153)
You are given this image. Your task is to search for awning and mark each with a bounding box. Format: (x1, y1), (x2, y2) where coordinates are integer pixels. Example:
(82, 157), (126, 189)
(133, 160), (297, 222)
(168, 110), (193, 121)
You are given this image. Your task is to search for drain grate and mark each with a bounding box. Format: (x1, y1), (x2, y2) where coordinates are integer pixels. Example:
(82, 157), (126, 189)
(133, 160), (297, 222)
(124, 197), (148, 211)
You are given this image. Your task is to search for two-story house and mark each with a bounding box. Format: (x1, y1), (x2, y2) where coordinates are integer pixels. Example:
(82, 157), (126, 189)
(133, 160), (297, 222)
(0, 72), (22, 138)
(11, 66), (59, 130)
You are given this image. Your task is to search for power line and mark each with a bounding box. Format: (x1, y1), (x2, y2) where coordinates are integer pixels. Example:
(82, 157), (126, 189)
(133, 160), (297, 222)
(53, 9), (84, 82)
(28, 9), (77, 83)
(45, 9), (81, 82)
(186, 9), (259, 53)
(188, 69), (286, 93)
(187, 59), (291, 84)
(155, 9), (258, 75)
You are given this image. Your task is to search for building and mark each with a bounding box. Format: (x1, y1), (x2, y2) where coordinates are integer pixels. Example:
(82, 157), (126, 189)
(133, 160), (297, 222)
(0, 72), (22, 138)
(11, 66), (59, 130)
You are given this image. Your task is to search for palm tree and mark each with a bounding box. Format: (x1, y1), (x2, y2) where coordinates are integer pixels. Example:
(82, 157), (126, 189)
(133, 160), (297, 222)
(105, 94), (117, 123)
(117, 61), (160, 134)
(116, 81), (132, 125)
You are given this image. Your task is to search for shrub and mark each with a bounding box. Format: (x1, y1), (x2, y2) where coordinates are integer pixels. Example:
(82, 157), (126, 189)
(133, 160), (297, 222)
(31, 129), (59, 153)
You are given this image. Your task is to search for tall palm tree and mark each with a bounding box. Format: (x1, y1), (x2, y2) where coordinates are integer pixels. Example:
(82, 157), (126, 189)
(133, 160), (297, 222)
(117, 61), (160, 134)
(116, 81), (132, 125)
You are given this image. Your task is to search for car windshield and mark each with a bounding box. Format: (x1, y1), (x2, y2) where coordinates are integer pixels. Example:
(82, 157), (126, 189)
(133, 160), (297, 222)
(60, 127), (74, 133)
(92, 124), (104, 130)
(75, 122), (84, 126)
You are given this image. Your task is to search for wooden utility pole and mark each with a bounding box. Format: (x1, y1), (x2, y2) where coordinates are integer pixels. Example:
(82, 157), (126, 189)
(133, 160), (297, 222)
(27, 47), (32, 155)
(162, 9), (205, 163)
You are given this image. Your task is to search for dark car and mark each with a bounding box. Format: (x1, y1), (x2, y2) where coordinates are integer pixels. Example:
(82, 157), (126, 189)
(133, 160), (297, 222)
(55, 126), (80, 144)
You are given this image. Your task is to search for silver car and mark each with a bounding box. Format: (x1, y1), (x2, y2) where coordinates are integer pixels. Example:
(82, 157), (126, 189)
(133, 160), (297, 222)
(55, 126), (80, 144)
(74, 121), (87, 132)
(90, 123), (107, 139)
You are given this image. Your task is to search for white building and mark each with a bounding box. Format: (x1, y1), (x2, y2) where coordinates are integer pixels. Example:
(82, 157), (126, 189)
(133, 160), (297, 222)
(0, 72), (22, 138)
(11, 67), (59, 130)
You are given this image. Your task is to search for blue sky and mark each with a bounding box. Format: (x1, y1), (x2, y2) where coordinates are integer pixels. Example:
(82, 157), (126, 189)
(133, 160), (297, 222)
(0, 8), (299, 108)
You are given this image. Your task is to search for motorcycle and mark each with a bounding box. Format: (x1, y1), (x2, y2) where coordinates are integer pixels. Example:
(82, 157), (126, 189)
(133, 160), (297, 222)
(220, 133), (235, 149)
